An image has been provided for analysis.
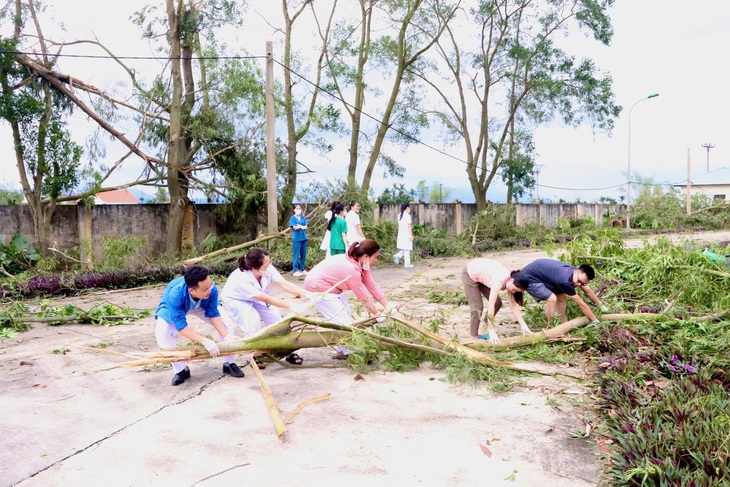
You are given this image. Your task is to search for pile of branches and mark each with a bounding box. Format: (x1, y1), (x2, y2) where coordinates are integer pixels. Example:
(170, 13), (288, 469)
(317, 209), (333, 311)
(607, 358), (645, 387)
(558, 232), (730, 484)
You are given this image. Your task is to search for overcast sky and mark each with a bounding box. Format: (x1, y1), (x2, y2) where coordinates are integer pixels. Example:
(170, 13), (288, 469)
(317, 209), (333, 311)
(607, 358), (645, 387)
(1, 0), (729, 204)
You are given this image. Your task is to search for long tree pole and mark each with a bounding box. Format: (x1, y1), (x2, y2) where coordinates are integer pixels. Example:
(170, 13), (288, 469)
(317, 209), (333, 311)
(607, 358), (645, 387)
(266, 41), (278, 233)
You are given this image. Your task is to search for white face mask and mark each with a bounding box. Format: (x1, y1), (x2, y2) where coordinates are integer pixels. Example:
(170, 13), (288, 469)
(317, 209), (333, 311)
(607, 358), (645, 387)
(261, 266), (275, 277)
(294, 209), (302, 216)
(361, 261), (371, 271)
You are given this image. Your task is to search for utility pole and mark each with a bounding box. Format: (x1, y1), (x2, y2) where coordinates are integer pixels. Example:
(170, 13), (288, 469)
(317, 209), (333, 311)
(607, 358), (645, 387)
(265, 42), (277, 233)
(701, 143), (715, 173)
(686, 148), (691, 215)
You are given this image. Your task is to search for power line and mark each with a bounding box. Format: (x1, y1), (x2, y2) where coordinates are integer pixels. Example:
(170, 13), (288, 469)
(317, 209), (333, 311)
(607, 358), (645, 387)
(0, 49), (266, 61)
(273, 59), (663, 194)
(2, 47), (673, 195)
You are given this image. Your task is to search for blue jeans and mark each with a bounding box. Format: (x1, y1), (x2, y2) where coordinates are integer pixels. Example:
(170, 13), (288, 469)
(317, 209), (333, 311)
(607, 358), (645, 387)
(292, 240), (308, 272)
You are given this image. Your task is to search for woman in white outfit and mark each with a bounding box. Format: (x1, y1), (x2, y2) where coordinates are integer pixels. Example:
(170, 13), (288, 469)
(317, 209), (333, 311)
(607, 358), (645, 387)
(394, 203), (414, 268)
(220, 248), (310, 366)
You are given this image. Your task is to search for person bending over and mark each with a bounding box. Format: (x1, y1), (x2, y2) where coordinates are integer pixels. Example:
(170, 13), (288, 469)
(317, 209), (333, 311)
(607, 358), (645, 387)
(520, 258), (606, 325)
(154, 265), (243, 386)
(462, 258), (532, 344)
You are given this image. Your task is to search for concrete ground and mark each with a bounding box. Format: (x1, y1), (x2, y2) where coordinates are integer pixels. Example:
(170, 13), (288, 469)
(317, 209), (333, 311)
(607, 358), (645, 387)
(2, 230), (728, 487)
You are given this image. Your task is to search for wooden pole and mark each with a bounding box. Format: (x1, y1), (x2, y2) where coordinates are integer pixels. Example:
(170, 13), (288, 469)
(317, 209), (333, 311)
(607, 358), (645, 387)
(265, 41), (277, 234)
(686, 148), (691, 215)
(248, 356), (286, 437)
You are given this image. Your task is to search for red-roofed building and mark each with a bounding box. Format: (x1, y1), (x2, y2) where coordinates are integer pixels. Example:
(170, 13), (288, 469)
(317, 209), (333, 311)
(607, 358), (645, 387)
(94, 189), (140, 205)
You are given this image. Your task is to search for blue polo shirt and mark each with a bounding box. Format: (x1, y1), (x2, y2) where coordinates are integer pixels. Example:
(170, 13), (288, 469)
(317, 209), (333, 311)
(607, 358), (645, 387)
(521, 259), (576, 301)
(154, 276), (221, 331)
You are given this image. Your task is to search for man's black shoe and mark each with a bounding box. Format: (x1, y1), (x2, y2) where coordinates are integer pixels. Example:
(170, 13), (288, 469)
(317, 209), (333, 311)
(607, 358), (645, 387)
(223, 362), (245, 378)
(172, 366), (191, 386)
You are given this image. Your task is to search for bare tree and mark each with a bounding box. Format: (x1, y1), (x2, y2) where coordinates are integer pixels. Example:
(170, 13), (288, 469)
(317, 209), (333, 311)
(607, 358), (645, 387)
(416, 0), (620, 210)
(315, 0), (461, 193)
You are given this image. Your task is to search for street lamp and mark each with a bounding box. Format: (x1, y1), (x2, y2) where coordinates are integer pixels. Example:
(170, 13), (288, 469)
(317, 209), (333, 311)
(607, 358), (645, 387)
(626, 93), (659, 230)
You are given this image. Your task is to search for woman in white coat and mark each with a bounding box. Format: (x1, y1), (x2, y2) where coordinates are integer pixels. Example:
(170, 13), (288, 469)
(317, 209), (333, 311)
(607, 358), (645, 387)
(220, 248), (310, 366)
(394, 203), (414, 268)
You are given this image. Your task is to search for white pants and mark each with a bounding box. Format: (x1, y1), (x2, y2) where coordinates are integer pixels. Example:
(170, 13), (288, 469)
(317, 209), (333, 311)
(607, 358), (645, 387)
(315, 294), (353, 354)
(155, 307), (230, 373)
(222, 300), (282, 337)
(396, 249), (411, 266)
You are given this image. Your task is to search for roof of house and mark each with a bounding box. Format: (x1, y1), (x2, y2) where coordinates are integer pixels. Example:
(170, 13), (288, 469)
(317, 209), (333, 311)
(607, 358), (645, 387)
(95, 189), (140, 204)
(674, 166), (730, 187)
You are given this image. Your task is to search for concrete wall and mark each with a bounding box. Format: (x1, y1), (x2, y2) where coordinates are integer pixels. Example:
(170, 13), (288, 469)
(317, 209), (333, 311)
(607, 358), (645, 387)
(0, 202), (620, 257)
(375, 203), (478, 235)
(514, 203), (620, 227)
(0, 204), (221, 259)
(377, 202), (618, 232)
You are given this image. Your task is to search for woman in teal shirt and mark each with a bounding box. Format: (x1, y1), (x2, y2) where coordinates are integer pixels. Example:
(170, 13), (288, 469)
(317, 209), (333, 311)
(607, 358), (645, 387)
(327, 203), (347, 256)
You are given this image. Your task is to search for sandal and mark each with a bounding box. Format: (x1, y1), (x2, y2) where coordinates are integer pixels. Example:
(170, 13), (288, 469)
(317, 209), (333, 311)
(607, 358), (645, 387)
(254, 359), (266, 370)
(285, 353), (303, 365)
(332, 351), (348, 360)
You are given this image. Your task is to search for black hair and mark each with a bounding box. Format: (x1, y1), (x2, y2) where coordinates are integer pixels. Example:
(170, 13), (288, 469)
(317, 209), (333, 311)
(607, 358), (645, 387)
(510, 270), (529, 306)
(328, 203), (345, 231)
(330, 200), (341, 212)
(184, 265), (210, 288)
(399, 202), (410, 221)
(346, 239), (380, 260)
(348, 200), (360, 210)
(578, 264), (595, 280)
(238, 248), (270, 272)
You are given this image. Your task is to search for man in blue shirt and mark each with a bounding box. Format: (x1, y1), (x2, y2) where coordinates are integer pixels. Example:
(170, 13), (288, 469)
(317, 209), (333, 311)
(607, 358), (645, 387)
(518, 259), (606, 325)
(155, 265), (244, 386)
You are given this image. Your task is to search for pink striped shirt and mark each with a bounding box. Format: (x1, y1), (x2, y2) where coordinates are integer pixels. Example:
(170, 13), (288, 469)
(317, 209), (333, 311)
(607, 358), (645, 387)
(303, 254), (385, 302)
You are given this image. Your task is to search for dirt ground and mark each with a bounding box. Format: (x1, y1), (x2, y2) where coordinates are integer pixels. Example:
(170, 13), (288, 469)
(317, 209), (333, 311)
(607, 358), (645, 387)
(2, 230), (729, 487)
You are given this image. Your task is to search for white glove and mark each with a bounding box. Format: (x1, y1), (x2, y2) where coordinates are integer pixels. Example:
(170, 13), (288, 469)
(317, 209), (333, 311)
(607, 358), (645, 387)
(383, 302), (397, 315)
(487, 330), (500, 345)
(305, 291), (317, 302)
(289, 303), (308, 314)
(224, 333), (237, 343)
(600, 305), (610, 313)
(520, 326), (533, 335)
(375, 316), (387, 323)
(202, 338), (220, 357)
(591, 319), (600, 325)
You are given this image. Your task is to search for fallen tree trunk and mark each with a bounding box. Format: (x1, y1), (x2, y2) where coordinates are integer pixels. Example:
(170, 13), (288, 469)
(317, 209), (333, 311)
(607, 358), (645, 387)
(116, 308), (700, 376)
(118, 330), (349, 367)
(183, 229), (291, 266)
(470, 312), (671, 350)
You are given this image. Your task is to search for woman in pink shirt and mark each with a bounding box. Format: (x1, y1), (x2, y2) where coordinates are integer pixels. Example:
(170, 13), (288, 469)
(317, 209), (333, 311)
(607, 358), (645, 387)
(462, 258), (532, 344)
(304, 239), (389, 358)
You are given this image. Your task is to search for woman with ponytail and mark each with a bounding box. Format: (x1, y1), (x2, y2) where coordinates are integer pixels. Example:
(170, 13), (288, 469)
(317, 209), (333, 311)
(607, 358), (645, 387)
(304, 239), (390, 358)
(327, 203), (347, 256)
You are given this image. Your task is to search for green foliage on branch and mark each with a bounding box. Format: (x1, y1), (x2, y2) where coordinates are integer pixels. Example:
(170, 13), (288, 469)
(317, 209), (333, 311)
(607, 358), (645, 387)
(0, 233), (40, 275)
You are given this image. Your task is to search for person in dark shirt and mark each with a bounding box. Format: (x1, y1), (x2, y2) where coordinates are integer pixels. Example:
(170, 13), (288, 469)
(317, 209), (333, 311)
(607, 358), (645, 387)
(519, 259), (607, 325)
